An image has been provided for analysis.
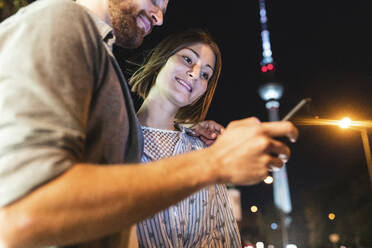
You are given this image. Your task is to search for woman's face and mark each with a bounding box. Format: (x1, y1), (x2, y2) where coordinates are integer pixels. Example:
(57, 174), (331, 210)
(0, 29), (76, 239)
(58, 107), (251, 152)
(153, 42), (216, 108)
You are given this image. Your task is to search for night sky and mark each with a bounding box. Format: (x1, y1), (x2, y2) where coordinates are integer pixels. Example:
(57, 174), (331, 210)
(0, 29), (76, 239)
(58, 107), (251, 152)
(114, 0), (372, 244)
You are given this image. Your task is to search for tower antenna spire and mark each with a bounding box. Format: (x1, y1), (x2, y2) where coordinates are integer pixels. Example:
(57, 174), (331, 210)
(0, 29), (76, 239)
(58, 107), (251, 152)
(257, 1), (292, 247)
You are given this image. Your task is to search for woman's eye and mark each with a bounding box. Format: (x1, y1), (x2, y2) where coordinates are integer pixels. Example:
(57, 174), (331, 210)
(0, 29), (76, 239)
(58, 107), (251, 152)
(183, 56), (192, 64)
(202, 72), (210, 80)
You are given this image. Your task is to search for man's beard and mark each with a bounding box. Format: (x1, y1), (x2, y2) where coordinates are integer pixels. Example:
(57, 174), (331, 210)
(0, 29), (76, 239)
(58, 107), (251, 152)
(108, 0), (145, 48)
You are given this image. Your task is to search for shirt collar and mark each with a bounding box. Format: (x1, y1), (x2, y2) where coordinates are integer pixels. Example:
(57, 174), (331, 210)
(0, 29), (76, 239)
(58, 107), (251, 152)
(83, 7), (116, 51)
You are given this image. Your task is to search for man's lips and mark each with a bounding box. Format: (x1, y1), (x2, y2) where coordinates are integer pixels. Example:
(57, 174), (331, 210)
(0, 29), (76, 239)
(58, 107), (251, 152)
(137, 14), (151, 34)
(176, 77), (192, 92)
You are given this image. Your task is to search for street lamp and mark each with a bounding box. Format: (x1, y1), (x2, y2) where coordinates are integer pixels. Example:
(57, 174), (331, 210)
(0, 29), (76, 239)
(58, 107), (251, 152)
(294, 116), (372, 188)
(337, 117), (372, 188)
(338, 117), (352, 129)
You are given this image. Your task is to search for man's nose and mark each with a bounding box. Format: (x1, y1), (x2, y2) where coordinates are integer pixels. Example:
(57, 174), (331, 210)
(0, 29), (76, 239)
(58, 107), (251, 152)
(150, 7), (163, 26)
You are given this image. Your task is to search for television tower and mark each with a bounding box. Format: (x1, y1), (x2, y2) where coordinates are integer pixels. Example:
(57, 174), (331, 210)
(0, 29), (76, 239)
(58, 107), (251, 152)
(257, 0), (292, 247)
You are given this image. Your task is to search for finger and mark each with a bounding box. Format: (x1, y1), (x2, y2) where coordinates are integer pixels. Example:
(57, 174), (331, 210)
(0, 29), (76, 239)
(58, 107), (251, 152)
(227, 117), (261, 129)
(210, 132), (217, 139)
(190, 121), (210, 134)
(267, 156), (285, 172)
(200, 136), (214, 146)
(196, 128), (213, 139)
(204, 139), (214, 146)
(197, 125), (218, 139)
(207, 120), (224, 133)
(203, 121), (210, 129)
(261, 121), (299, 142)
(187, 128), (199, 137)
(214, 125), (224, 134)
(266, 138), (291, 161)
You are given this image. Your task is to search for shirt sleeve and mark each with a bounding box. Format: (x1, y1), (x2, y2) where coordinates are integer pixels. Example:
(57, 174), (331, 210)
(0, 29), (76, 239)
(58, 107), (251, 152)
(0, 0), (108, 206)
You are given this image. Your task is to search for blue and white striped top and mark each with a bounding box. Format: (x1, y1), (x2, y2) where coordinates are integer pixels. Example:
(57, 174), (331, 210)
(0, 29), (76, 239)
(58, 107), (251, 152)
(136, 126), (241, 248)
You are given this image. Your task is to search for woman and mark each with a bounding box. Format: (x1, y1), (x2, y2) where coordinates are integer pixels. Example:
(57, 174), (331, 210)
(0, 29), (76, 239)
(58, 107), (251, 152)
(129, 28), (241, 248)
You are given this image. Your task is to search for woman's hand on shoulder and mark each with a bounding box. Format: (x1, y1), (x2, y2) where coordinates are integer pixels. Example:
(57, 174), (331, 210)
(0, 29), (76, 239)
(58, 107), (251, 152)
(190, 120), (225, 146)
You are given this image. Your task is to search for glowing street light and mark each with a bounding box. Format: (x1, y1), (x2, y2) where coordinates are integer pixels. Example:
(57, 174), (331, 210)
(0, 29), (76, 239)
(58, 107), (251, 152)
(338, 117), (352, 129)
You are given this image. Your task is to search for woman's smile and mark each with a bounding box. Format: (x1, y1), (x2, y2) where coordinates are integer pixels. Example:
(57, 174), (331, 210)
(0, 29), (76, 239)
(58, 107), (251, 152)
(175, 77), (192, 92)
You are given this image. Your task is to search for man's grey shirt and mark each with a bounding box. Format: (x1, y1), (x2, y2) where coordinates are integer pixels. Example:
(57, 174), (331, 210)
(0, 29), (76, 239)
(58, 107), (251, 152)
(0, 0), (143, 210)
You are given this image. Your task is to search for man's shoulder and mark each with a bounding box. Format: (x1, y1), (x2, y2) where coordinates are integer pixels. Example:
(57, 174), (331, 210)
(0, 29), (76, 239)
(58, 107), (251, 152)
(22, 0), (82, 14)
(34, 0), (76, 8)
(4, 0), (89, 25)
(0, 0), (101, 43)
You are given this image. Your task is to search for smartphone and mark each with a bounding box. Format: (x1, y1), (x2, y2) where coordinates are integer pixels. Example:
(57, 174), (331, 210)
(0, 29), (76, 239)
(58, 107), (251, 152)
(281, 98), (311, 121)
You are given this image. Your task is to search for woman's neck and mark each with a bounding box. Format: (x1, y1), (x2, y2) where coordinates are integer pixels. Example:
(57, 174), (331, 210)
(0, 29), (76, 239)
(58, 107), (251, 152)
(137, 95), (179, 131)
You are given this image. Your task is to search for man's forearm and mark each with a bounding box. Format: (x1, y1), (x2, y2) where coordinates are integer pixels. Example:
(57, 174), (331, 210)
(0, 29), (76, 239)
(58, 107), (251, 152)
(0, 149), (215, 248)
(0, 118), (299, 248)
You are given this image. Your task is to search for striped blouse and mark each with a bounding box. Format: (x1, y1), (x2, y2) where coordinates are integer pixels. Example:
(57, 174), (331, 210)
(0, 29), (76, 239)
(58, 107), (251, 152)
(136, 126), (241, 248)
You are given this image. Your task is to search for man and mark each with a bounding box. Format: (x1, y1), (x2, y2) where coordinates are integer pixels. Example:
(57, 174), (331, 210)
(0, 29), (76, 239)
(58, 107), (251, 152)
(0, 0), (298, 247)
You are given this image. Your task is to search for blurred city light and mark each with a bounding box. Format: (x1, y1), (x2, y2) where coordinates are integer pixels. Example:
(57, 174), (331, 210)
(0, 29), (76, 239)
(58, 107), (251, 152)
(265, 100), (280, 109)
(250, 205), (258, 213)
(256, 241), (264, 248)
(329, 233), (340, 244)
(286, 245), (297, 248)
(328, 212), (336, 221)
(271, 222), (278, 230)
(258, 83), (284, 101)
(264, 175), (274, 184)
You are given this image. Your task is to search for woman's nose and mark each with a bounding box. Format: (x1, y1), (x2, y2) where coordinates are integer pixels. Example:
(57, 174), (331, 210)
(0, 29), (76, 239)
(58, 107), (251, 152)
(187, 65), (200, 79)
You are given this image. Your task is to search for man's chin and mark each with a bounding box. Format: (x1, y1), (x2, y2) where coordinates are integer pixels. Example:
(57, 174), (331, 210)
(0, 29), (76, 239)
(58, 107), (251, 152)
(115, 35), (144, 49)
(115, 29), (145, 48)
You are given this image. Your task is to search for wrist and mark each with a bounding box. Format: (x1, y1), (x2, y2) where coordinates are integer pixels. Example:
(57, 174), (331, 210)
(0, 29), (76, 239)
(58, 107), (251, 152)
(196, 147), (223, 186)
